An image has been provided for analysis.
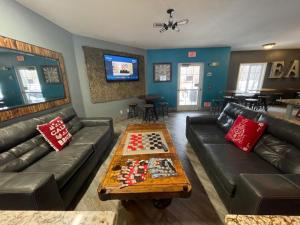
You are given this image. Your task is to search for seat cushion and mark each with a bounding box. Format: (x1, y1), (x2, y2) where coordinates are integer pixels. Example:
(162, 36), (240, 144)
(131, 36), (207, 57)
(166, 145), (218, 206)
(71, 126), (111, 150)
(255, 134), (300, 174)
(23, 144), (93, 189)
(190, 124), (227, 144)
(203, 143), (280, 196)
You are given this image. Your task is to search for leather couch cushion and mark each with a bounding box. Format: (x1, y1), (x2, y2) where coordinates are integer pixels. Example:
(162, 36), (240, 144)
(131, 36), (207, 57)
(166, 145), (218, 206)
(254, 134), (300, 174)
(66, 116), (83, 135)
(0, 135), (51, 172)
(217, 103), (261, 132)
(24, 144), (93, 189)
(38, 106), (77, 124)
(0, 118), (43, 153)
(203, 143), (280, 196)
(259, 114), (300, 149)
(71, 126), (111, 150)
(190, 124), (228, 144)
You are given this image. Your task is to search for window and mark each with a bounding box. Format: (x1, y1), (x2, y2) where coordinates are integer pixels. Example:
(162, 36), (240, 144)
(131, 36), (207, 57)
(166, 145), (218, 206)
(236, 63), (267, 93)
(15, 67), (45, 104)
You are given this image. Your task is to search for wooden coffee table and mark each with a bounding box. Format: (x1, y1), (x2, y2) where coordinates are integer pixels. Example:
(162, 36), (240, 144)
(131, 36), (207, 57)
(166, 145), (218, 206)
(98, 123), (191, 209)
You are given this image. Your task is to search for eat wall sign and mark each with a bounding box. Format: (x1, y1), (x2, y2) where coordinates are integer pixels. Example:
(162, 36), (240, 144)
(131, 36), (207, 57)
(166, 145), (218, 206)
(269, 59), (299, 78)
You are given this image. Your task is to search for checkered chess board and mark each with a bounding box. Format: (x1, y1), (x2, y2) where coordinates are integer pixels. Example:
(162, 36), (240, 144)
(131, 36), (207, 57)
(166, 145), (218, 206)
(123, 131), (169, 155)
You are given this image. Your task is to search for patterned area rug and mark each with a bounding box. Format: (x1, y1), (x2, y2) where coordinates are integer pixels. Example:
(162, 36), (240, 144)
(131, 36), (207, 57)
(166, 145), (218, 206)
(73, 114), (226, 225)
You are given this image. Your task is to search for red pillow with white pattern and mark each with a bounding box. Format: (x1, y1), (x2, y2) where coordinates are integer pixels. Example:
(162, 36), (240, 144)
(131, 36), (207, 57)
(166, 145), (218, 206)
(225, 115), (267, 152)
(37, 116), (72, 152)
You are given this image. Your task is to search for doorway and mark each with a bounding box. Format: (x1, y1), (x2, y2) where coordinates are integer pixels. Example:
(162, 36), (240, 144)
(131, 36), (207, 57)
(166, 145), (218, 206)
(177, 63), (204, 111)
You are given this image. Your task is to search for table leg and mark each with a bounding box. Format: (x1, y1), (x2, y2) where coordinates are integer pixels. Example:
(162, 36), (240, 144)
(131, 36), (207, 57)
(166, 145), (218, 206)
(153, 105), (158, 120)
(286, 104), (294, 119)
(152, 198), (172, 209)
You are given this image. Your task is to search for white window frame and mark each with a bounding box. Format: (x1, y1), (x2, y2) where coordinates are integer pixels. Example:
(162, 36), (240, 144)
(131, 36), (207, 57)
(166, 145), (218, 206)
(236, 63), (267, 93)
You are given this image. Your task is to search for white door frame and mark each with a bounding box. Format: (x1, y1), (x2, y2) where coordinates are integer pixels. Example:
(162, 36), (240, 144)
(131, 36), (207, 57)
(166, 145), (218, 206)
(177, 62), (204, 111)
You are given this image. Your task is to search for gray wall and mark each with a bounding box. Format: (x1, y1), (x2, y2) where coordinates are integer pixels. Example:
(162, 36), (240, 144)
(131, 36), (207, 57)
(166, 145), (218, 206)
(72, 34), (147, 120)
(0, 0), (85, 116)
(227, 49), (300, 90)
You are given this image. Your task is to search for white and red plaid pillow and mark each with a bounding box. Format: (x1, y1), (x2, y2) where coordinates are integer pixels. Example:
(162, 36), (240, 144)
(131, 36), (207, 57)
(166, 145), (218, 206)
(37, 116), (72, 152)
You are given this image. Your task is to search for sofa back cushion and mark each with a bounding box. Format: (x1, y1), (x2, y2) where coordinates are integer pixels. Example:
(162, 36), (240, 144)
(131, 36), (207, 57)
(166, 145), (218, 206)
(0, 118), (42, 153)
(217, 103), (261, 132)
(254, 134), (300, 174)
(0, 134), (52, 172)
(39, 106), (77, 124)
(258, 114), (300, 149)
(0, 106), (80, 171)
(66, 116), (83, 135)
(255, 114), (300, 174)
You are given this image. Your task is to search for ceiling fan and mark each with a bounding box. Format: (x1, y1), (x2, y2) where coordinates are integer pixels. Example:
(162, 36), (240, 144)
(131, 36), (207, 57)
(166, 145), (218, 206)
(153, 9), (189, 33)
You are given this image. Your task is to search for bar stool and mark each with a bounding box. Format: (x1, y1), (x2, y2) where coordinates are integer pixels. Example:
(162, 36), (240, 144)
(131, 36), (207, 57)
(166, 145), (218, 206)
(211, 99), (223, 115)
(144, 104), (155, 122)
(128, 103), (137, 119)
(245, 98), (259, 110)
(223, 96), (238, 109)
(159, 101), (169, 118)
(258, 95), (271, 111)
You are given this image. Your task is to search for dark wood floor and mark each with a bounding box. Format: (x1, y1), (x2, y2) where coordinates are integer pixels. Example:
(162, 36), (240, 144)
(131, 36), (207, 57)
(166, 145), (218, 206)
(74, 112), (227, 225)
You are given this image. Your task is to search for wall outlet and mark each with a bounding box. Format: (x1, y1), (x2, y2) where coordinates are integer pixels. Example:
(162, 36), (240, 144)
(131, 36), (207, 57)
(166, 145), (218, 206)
(120, 110), (123, 115)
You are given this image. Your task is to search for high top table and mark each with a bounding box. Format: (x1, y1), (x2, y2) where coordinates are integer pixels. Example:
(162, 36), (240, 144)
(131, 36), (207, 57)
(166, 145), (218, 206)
(138, 95), (161, 120)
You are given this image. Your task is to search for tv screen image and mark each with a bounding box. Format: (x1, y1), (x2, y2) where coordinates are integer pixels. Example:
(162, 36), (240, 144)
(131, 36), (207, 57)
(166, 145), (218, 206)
(104, 54), (139, 81)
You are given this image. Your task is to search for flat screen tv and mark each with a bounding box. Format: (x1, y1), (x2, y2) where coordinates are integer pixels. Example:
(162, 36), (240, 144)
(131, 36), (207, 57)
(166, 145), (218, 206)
(103, 54), (139, 82)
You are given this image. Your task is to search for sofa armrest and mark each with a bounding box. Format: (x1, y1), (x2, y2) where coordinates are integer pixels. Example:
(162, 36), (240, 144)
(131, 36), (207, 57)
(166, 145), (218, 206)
(231, 174), (300, 215)
(186, 115), (217, 125)
(80, 117), (113, 127)
(0, 172), (64, 210)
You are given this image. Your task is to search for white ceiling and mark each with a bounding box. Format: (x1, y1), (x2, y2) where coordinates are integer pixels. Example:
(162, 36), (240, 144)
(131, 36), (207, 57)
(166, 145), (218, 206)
(17, 0), (300, 50)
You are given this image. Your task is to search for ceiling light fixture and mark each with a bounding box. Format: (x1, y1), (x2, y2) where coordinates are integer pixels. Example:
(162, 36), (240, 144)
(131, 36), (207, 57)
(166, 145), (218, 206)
(262, 43), (276, 50)
(153, 9), (189, 33)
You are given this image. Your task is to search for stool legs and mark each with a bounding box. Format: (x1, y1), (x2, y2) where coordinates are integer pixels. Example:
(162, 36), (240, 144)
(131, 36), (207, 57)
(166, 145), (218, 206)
(144, 107), (155, 122)
(160, 104), (168, 119)
(128, 105), (137, 119)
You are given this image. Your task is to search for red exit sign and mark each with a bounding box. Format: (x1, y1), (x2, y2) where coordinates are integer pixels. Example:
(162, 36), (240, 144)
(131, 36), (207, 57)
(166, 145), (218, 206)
(188, 51), (197, 58)
(16, 55), (25, 62)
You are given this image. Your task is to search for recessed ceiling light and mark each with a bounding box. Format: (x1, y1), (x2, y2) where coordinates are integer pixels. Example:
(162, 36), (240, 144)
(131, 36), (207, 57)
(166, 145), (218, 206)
(262, 43), (276, 50)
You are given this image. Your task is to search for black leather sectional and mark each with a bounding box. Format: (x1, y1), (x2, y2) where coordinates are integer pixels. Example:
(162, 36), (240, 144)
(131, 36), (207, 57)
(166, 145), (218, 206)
(0, 106), (114, 210)
(186, 103), (300, 215)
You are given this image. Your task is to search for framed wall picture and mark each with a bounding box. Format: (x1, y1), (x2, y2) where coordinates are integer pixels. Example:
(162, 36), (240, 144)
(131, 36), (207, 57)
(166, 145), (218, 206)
(42, 65), (61, 84)
(153, 63), (172, 82)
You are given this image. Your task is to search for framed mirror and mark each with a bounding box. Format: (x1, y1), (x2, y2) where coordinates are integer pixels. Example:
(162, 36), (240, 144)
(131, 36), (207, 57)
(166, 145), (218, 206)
(0, 36), (70, 122)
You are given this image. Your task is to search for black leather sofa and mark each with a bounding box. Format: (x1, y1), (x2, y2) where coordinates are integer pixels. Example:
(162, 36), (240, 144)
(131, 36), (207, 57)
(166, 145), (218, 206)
(186, 103), (300, 215)
(0, 106), (114, 210)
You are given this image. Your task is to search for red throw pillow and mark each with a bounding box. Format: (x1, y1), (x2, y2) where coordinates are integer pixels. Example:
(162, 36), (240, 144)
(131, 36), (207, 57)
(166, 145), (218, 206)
(37, 116), (72, 152)
(225, 115), (267, 152)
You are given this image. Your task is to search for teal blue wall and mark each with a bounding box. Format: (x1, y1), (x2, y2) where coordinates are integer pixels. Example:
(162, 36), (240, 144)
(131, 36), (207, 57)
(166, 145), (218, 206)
(147, 47), (231, 108)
